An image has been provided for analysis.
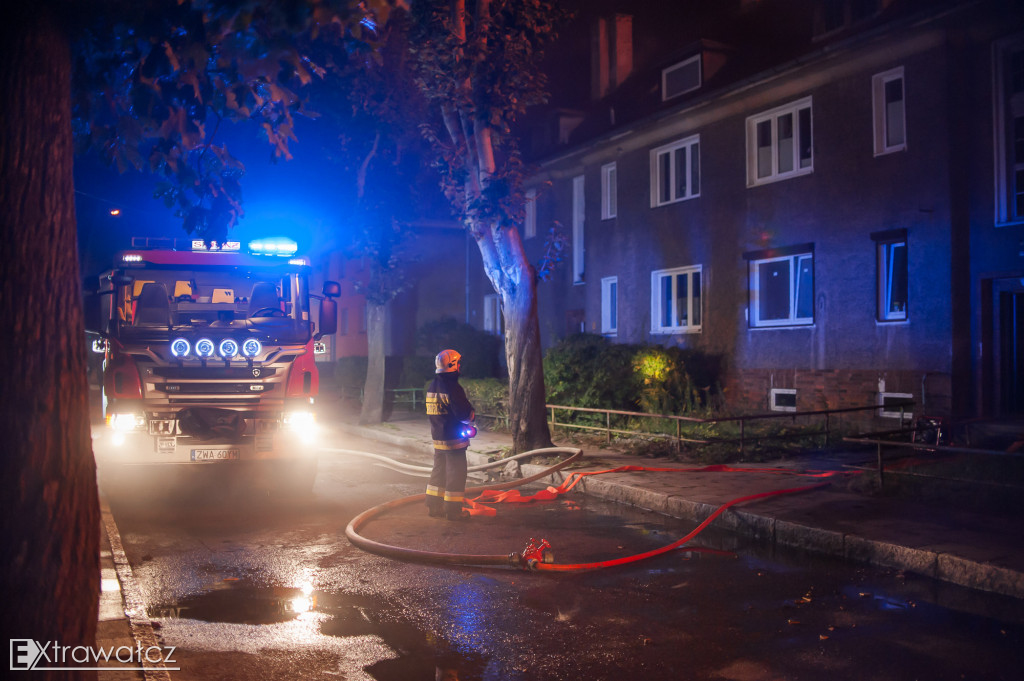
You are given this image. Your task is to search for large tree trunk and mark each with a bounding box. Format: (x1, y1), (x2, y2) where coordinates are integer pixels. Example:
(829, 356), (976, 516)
(360, 302), (387, 424)
(0, 5), (100, 677)
(474, 222), (552, 453)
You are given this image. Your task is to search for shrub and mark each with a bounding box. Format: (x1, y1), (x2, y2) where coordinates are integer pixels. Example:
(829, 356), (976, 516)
(544, 333), (638, 412)
(543, 333), (723, 417)
(461, 378), (509, 426)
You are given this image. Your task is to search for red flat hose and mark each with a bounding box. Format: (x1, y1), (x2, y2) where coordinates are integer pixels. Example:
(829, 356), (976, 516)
(343, 448), (840, 571)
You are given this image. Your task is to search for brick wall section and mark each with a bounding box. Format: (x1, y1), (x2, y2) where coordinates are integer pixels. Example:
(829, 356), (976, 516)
(724, 369), (952, 429)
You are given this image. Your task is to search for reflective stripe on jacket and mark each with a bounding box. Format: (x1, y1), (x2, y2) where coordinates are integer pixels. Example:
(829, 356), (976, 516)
(426, 372), (474, 450)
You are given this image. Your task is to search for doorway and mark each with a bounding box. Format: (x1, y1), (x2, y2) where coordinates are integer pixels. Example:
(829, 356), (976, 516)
(999, 287), (1024, 416)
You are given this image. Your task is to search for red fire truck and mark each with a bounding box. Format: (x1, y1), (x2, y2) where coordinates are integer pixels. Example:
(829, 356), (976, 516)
(87, 236), (338, 492)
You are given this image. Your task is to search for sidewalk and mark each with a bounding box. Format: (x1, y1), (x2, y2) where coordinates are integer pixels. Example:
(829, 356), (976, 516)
(329, 407), (1024, 601)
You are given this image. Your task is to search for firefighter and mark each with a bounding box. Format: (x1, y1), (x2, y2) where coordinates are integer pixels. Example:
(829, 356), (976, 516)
(425, 348), (476, 521)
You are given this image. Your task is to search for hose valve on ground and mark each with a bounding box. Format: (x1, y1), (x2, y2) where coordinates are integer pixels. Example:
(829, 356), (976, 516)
(518, 537), (553, 570)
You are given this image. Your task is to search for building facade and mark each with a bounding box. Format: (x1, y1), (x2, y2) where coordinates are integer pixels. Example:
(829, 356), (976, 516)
(513, 0), (1024, 421)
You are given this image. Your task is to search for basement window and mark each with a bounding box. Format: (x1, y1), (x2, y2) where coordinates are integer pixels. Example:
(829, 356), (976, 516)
(878, 392), (913, 420)
(770, 388), (797, 412)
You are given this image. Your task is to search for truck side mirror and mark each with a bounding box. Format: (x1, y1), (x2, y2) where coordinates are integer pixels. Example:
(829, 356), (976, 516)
(315, 281), (340, 339)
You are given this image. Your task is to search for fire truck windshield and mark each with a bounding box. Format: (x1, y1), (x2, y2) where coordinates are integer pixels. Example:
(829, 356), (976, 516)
(112, 267), (312, 344)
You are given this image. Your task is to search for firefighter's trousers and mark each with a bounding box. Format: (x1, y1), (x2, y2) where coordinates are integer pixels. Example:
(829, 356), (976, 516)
(426, 448), (468, 519)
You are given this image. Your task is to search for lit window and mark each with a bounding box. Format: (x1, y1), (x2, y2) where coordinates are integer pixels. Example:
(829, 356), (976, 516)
(994, 38), (1024, 225)
(747, 247), (814, 327)
(873, 67), (906, 155)
(601, 276), (618, 335)
(770, 388), (797, 412)
(650, 135), (700, 207)
(746, 97), (813, 186)
(524, 188), (537, 239)
(876, 235), (908, 321)
(601, 163), (617, 219)
(651, 265), (702, 334)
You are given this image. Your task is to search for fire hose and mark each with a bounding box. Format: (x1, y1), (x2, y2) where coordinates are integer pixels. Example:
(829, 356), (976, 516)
(334, 446), (839, 572)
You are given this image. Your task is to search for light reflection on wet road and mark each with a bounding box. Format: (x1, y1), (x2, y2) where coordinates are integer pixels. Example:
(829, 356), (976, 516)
(102, 433), (1024, 680)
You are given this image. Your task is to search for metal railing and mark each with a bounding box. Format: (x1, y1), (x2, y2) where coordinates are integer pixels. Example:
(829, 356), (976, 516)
(547, 402), (913, 453)
(843, 417), (1024, 486)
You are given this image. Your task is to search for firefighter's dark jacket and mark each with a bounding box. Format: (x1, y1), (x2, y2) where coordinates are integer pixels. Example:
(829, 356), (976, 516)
(426, 372), (475, 450)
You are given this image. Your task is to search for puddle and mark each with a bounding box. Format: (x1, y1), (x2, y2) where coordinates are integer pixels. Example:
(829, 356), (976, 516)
(149, 583), (319, 625)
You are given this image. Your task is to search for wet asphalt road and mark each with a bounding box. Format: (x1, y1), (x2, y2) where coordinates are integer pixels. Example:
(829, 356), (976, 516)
(101, 433), (1024, 681)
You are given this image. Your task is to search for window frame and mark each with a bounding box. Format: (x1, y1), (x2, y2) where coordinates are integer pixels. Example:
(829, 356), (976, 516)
(878, 392), (914, 420)
(524, 187), (537, 239)
(483, 293), (502, 336)
(572, 175), (585, 284)
(601, 276), (618, 335)
(601, 163), (617, 220)
(650, 134), (701, 207)
(770, 388), (797, 413)
(993, 35), (1024, 226)
(650, 265), (703, 335)
(874, 230), (908, 322)
(746, 246), (815, 328)
(662, 54), (702, 102)
(746, 96), (814, 187)
(872, 66), (906, 156)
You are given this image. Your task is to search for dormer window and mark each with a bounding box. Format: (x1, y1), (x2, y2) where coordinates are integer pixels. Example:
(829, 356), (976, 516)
(662, 54), (701, 101)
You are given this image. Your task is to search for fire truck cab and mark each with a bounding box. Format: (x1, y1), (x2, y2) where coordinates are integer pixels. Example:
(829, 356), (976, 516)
(87, 236), (338, 492)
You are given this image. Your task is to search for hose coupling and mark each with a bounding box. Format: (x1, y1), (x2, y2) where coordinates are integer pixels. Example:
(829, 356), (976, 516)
(519, 537), (553, 570)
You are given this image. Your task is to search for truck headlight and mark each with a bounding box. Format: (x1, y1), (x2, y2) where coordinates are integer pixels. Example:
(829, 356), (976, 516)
(242, 338), (262, 358)
(107, 413), (146, 432)
(219, 338), (239, 359)
(283, 411), (317, 443)
(283, 411), (315, 429)
(170, 338), (191, 358)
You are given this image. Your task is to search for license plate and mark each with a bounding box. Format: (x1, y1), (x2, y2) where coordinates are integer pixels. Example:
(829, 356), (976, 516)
(157, 437), (176, 454)
(190, 449), (240, 461)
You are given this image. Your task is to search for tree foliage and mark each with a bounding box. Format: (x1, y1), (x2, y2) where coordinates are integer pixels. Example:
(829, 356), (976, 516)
(71, 0), (384, 243)
(407, 0), (570, 451)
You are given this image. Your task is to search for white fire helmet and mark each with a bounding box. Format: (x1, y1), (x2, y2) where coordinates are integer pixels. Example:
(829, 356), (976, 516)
(435, 349), (462, 374)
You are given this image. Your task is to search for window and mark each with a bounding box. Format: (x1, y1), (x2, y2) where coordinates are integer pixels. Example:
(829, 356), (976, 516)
(524, 188), (537, 239)
(878, 392), (913, 420)
(746, 97), (813, 186)
(601, 276), (618, 335)
(572, 175), (585, 283)
(651, 265), (702, 334)
(994, 37), (1024, 225)
(650, 134), (700, 207)
(601, 163), (617, 219)
(746, 246), (814, 327)
(662, 54), (701, 101)
(873, 67), (906, 155)
(483, 294), (502, 335)
(874, 230), (907, 321)
(770, 388), (797, 412)
(340, 308), (349, 335)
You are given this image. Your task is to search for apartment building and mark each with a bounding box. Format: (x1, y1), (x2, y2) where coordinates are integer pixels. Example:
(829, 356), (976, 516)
(506, 0), (1024, 420)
